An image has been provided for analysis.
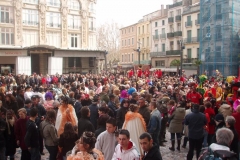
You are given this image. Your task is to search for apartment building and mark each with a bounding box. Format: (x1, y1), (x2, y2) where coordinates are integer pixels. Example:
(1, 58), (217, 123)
(181, 1), (200, 75)
(119, 23), (137, 70)
(0, 0), (104, 75)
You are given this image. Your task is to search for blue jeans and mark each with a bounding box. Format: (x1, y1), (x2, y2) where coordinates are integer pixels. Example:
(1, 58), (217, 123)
(170, 133), (181, 140)
(29, 147), (41, 160)
(0, 147), (5, 160)
(203, 130), (208, 147)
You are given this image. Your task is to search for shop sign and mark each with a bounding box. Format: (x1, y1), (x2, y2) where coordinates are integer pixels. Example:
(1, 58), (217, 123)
(0, 50), (27, 56)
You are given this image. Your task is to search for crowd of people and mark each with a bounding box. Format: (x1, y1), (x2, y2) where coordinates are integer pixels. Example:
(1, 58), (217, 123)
(0, 70), (239, 160)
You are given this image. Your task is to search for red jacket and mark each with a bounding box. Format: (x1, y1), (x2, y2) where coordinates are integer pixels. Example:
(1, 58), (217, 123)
(15, 117), (29, 150)
(187, 91), (202, 104)
(204, 108), (215, 134)
(232, 112), (240, 140)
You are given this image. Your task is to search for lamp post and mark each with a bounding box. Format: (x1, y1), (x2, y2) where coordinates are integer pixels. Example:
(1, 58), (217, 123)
(179, 39), (184, 76)
(134, 41), (142, 65)
(104, 50), (108, 71)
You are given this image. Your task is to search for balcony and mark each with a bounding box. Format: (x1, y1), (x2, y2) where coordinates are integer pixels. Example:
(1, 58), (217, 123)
(185, 21), (192, 27)
(167, 32), (174, 38)
(68, 25), (81, 29)
(183, 58), (198, 63)
(160, 34), (166, 39)
(183, 37), (199, 44)
(0, 19), (14, 24)
(174, 31), (182, 37)
(195, 19), (200, 25)
(133, 60), (151, 65)
(169, 1), (182, 9)
(150, 52), (166, 57)
(153, 35), (159, 40)
(168, 17), (174, 23)
(175, 15), (181, 22)
(166, 50), (181, 55)
(89, 27), (96, 31)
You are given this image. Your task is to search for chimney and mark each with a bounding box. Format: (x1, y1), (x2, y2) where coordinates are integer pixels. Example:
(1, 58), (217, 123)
(161, 5), (164, 16)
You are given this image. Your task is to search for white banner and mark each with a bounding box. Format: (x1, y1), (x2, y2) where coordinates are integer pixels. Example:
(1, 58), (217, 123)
(16, 57), (31, 75)
(48, 57), (63, 75)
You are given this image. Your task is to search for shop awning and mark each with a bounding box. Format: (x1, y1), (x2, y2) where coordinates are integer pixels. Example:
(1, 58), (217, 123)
(150, 68), (177, 72)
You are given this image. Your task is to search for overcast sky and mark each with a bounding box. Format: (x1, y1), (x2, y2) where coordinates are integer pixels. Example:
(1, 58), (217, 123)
(96, 0), (171, 28)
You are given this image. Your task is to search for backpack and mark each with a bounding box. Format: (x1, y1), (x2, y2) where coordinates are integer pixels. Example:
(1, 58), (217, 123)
(200, 147), (223, 160)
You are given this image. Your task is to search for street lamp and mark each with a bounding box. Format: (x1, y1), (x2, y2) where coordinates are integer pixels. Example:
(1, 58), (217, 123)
(104, 50), (108, 71)
(178, 39), (185, 76)
(133, 41), (142, 65)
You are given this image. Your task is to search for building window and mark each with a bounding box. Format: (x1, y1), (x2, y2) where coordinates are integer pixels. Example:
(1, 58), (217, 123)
(68, 15), (81, 29)
(142, 38), (144, 47)
(125, 40), (126, 46)
(128, 39), (130, 45)
(89, 17), (96, 31)
(23, 0), (38, 4)
(197, 48), (199, 58)
(89, 57), (94, 67)
(147, 37), (149, 46)
(132, 53), (134, 62)
(177, 9), (181, 15)
(122, 30), (123, 34)
(0, 6), (13, 23)
(23, 30), (39, 47)
(132, 38), (134, 45)
(162, 44), (165, 52)
(89, 2), (95, 12)
(177, 23), (181, 31)
(68, 57), (81, 67)
(142, 26), (144, 34)
(170, 11), (174, 17)
(68, 0), (81, 10)
(122, 55), (123, 62)
(170, 41), (174, 50)
(132, 27), (134, 32)
(47, 32), (61, 48)
(128, 54), (130, 62)
(138, 27), (140, 34)
(155, 22), (158, 27)
(22, 9), (38, 26)
(162, 20), (165, 25)
(0, 28), (14, 45)
(69, 34), (80, 48)
(46, 12), (61, 28)
(47, 0), (60, 7)
(155, 44), (158, 52)
(129, 28), (130, 33)
(187, 49), (192, 58)
(142, 53), (144, 60)
(155, 60), (165, 67)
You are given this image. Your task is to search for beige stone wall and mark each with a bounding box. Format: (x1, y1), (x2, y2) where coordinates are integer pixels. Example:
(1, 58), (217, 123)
(151, 56), (180, 68)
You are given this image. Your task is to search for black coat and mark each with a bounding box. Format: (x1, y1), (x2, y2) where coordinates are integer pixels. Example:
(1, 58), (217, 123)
(139, 105), (151, 125)
(78, 118), (95, 137)
(6, 101), (19, 116)
(89, 103), (99, 129)
(142, 145), (162, 160)
(0, 118), (7, 148)
(5, 123), (17, 156)
(116, 107), (129, 129)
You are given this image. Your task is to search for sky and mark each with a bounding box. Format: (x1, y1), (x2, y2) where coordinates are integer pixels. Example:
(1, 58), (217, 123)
(96, 0), (170, 28)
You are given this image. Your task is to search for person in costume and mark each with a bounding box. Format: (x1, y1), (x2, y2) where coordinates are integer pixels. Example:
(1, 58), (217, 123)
(128, 69), (134, 79)
(123, 104), (146, 156)
(67, 132), (104, 160)
(144, 69), (150, 78)
(137, 66), (143, 78)
(55, 96), (78, 136)
(214, 82), (223, 103)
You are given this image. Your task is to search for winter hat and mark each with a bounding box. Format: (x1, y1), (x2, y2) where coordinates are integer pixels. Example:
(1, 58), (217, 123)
(215, 114), (224, 122)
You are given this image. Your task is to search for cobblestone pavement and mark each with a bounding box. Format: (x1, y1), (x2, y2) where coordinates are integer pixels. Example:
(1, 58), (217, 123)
(13, 132), (197, 160)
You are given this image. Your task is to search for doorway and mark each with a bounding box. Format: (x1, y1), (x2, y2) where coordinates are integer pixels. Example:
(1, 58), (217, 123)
(31, 54), (40, 74)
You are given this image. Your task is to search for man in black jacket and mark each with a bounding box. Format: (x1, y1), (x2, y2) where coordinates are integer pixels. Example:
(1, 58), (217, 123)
(139, 132), (162, 160)
(138, 97), (150, 125)
(24, 107), (41, 160)
(185, 104), (207, 160)
(0, 112), (7, 160)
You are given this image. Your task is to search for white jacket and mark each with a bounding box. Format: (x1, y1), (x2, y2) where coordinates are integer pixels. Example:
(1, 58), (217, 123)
(112, 141), (140, 160)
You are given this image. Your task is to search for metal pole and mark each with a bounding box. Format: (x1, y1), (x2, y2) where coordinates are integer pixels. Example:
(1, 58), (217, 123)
(105, 50), (107, 71)
(138, 47), (140, 65)
(180, 41), (183, 76)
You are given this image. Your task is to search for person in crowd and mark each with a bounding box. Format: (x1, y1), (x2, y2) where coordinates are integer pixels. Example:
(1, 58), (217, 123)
(139, 132), (162, 160)
(100, 86), (110, 104)
(24, 99), (32, 116)
(138, 97), (151, 125)
(0, 111), (7, 160)
(198, 128), (238, 160)
(89, 96), (99, 130)
(88, 80), (97, 91)
(212, 113), (225, 144)
(59, 122), (79, 160)
(0, 100), (7, 119)
(5, 94), (19, 116)
(182, 102), (192, 148)
(225, 116), (239, 158)
(108, 94), (118, 118)
(129, 92), (139, 104)
(78, 106), (95, 137)
(147, 101), (161, 147)
(24, 107), (41, 160)
(5, 110), (17, 160)
(199, 105), (210, 148)
(186, 86), (202, 104)
(116, 99), (130, 129)
(67, 132), (104, 160)
(218, 102), (232, 120)
(95, 113), (109, 138)
(74, 94), (82, 119)
(168, 101), (185, 151)
(16, 87), (25, 109)
(15, 108), (31, 160)
(95, 118), (117, 160)
(185, 104), (207, 160)
(232, 105), (240, 158)
(112, 129), (139, 160)
(40, 110), (59, 160)
(123, 104), (146, 156)
(24, 86), (33, 100)
(55, 96), (78, 136)
(43, 92), (54, 111)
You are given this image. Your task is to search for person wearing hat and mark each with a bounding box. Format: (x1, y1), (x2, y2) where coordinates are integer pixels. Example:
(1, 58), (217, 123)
(185, 104), (207, 160)
(89, 95), (100, 130)
(16, 87), (25, 109)
(211, 113), (225, 144)
(24, 99), (32, 116)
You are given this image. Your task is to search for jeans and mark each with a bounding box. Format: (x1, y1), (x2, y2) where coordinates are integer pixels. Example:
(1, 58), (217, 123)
(203, 130), (208, 147)
(0, 147), (6, 160)
(170, 133), (181, 140)
(45, 145), (58, 160)
(29, 147), (41, 160)
(187, 137), (203, 160)
(21, 149), (31, 160)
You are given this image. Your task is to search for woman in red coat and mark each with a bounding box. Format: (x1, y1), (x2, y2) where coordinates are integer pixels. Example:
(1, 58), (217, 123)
(204, 102), (215, 146)
(15, 108), (31, 160)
